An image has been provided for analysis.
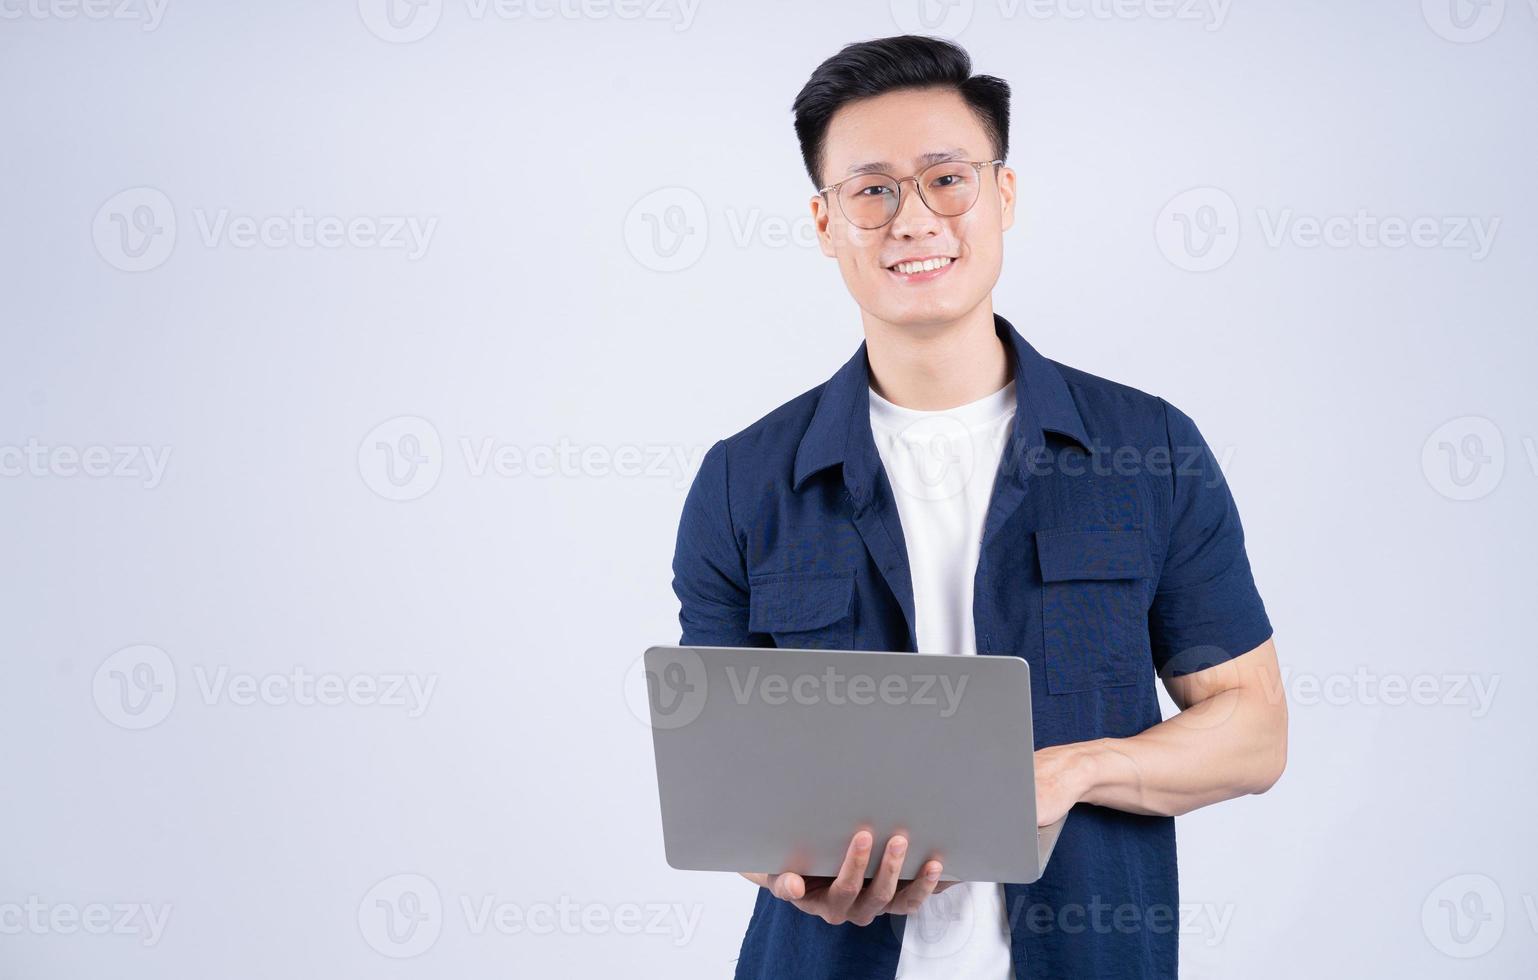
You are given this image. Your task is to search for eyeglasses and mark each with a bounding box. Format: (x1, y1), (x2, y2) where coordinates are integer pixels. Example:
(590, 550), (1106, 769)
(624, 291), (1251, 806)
(819, 159), (1004, 230)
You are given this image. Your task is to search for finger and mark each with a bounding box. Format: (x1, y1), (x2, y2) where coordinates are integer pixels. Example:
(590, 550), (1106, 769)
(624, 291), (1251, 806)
(769, 872), (806, 903)
(888, 860), (942, 915)
(849, 835), (907, 924)
(822, 831), (874, 922)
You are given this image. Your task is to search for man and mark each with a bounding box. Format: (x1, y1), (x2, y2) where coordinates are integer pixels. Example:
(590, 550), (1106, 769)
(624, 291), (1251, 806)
(670, 34), (1286, 980)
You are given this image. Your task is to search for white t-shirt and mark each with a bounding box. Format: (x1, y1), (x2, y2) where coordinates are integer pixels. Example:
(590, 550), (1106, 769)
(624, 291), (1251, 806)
(869, 379), (1017, 980)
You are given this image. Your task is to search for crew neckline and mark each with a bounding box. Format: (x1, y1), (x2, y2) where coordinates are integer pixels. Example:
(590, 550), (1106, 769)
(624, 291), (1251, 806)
(869, 380), (1017, 432)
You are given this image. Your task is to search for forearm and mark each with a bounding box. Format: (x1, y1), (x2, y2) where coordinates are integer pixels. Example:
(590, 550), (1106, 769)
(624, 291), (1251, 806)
(1072, 671), (1287, 818)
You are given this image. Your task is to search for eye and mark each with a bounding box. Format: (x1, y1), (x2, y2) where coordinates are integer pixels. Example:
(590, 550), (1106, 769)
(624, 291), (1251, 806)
(854, 184), (893, 198)
(931, 173), (970, 189)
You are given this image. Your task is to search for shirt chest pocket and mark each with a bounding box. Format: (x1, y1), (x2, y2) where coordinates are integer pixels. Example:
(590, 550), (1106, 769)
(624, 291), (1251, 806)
(1036, 527), (1154, 694)
(747, 571), (856, 650)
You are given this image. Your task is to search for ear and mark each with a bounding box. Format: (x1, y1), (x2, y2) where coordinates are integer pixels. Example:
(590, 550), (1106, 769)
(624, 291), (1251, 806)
(811, 194), (838, 258)
(997, 165), (1017, 233)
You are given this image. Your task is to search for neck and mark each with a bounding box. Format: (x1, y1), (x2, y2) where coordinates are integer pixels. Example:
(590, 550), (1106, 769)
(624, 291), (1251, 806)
(863, 300), (1012, 411)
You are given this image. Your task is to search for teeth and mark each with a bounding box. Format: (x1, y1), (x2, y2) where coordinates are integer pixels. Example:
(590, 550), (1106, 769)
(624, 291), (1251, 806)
(894, 256), (952, 275)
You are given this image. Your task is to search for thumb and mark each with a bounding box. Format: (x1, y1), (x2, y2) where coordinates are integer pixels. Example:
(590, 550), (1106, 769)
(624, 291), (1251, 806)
(773, 872), (807, 901)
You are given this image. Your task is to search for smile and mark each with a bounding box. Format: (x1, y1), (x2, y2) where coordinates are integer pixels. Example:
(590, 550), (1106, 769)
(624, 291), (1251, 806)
(885, 254), (957, 281)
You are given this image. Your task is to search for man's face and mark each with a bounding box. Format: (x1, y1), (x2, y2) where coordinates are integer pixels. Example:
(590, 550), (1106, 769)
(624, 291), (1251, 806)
(812, 86), (1016, 331)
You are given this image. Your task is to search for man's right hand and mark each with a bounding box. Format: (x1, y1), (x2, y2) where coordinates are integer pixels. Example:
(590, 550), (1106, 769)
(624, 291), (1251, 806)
(740, 831), (956, 927)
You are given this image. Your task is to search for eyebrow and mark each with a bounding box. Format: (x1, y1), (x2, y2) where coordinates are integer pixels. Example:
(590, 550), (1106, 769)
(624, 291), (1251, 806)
(844, 149), (968, 177)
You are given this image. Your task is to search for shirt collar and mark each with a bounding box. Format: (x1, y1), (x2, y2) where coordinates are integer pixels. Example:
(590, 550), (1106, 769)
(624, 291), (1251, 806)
(792, 313), (1091, 495)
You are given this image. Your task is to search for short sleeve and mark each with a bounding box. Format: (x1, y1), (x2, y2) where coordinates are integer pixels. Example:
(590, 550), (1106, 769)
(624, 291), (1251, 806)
(1148, 399), (1273, 676)
(670, 440), (764, 647)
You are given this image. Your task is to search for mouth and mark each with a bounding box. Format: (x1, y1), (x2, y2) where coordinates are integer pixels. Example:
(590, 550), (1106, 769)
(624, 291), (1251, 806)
(884, 254), (957, 283)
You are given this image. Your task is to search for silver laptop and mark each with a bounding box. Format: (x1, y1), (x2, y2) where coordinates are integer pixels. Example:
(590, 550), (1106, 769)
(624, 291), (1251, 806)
(643, 645), (1066, 884)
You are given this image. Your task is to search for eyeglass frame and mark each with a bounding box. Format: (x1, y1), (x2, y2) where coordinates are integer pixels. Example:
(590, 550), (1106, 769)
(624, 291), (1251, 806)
(817, 158), (1005, 229)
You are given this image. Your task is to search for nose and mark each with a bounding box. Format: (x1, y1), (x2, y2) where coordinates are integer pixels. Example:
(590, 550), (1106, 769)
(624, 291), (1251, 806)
(887, 176), (942, 239)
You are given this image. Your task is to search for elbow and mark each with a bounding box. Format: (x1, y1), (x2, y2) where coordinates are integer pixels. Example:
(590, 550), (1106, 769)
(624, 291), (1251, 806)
(1248, 708), (1289, 795)
(1250, 742), (1286, 795)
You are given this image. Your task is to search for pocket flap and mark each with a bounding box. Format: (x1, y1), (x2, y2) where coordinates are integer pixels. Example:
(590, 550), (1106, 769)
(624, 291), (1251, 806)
(748, 572), (855, 632)
(1036, 527), (1150, 582)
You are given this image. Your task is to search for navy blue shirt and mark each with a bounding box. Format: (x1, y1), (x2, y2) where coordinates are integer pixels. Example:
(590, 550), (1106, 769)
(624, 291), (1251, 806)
(670, 315), (1272, 980)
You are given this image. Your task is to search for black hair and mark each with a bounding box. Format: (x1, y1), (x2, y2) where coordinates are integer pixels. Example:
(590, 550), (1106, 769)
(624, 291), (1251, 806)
(792, 35), (1011, 190)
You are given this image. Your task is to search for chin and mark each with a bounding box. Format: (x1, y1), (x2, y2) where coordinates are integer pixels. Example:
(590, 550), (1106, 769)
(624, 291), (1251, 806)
(871, 294), (975, 330)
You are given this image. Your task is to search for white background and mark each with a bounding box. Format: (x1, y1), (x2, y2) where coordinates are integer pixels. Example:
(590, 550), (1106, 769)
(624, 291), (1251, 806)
(2, 0), (1535, 976)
